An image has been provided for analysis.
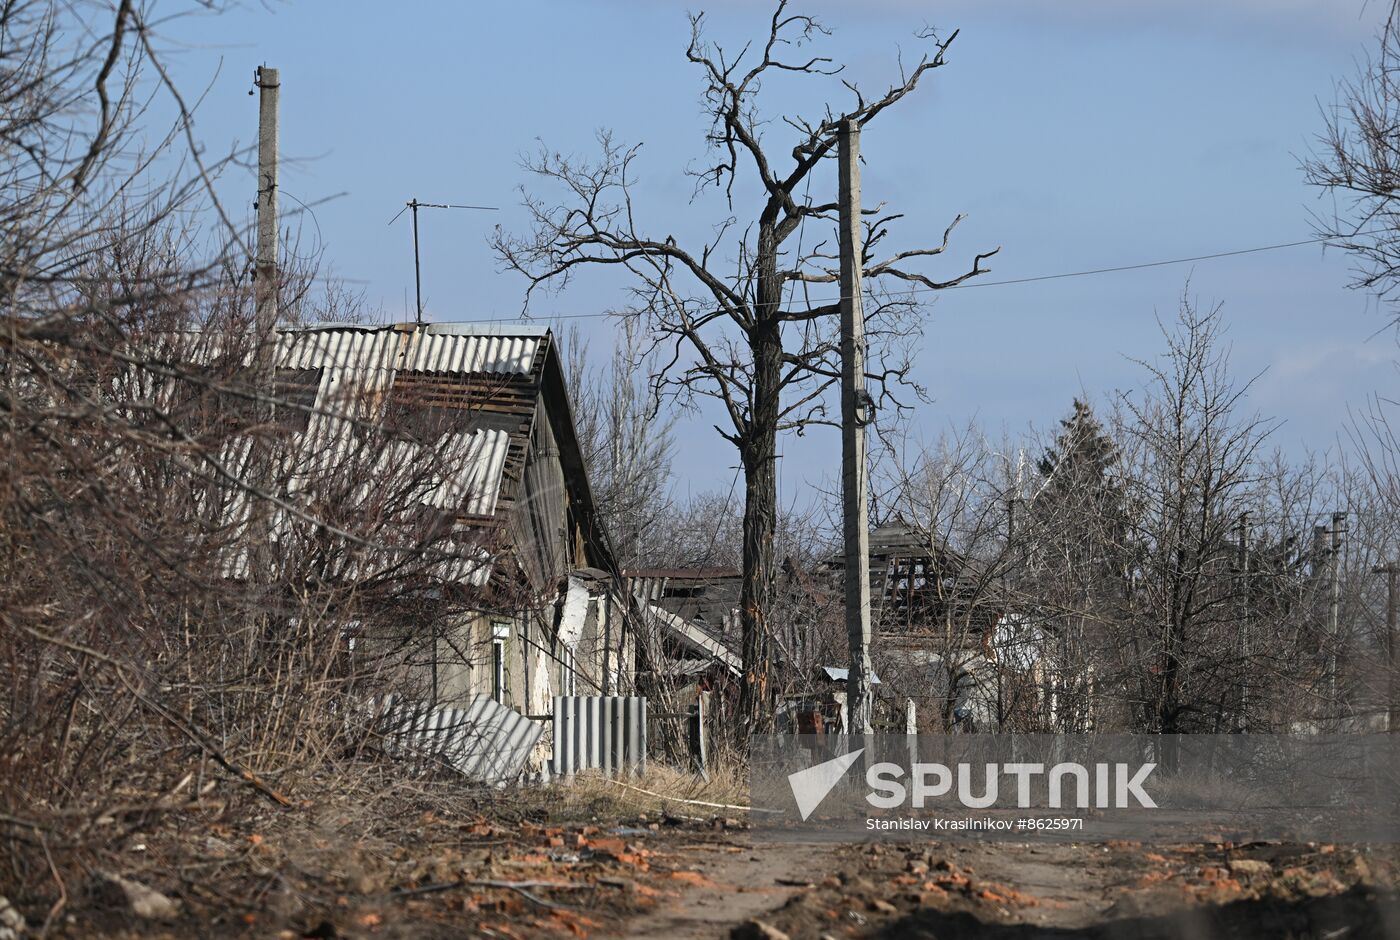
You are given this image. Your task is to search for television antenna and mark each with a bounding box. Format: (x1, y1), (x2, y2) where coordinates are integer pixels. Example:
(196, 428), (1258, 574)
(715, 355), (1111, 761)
(388, 199), (499, 325)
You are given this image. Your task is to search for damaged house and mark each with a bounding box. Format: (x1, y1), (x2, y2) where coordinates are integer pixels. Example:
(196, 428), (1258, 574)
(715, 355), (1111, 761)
(613, 524), (1060, 736)
(626, 569), (741, 744)
(208, 321), (633, 721)
(824, 521), (1058, 732)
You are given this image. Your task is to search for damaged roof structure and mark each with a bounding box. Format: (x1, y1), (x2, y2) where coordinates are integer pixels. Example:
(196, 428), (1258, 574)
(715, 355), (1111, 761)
(622, 523), (1060, 734)
(829, 521), (1005, 641)
(270, 321), (615, 589)
(186, 321), (634, 730)
(627, 568), (742, 689)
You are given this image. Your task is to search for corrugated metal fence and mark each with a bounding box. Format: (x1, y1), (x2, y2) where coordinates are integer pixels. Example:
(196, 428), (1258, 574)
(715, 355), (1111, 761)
(550, 695), (647, 778)
(373, 694), (542, 785)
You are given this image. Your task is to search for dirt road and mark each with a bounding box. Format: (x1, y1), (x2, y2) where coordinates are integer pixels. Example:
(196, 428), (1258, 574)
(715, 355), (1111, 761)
(616, 840), (820, 939)
(619, 835), (1400, 939)
(39, 789), (1400, 938)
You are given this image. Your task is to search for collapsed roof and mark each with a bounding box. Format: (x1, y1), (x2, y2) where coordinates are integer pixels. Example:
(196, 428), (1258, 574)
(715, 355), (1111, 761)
(190, 321), (614, 592)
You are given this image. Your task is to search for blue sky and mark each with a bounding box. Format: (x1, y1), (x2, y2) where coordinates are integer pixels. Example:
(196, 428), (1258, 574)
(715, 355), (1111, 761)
(159, 0), (1396, 501)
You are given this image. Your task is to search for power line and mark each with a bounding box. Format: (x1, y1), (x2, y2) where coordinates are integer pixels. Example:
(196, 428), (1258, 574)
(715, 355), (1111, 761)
(940, 234), (1340, 291)
(445, 231), (1356, 324)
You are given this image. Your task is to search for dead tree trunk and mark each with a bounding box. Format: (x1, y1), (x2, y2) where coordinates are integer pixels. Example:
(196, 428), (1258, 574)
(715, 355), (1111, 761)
(738, 267), (783, 733)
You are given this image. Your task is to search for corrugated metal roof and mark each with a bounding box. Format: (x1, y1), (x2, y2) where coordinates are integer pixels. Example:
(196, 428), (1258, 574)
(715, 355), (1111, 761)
(269, 325), (537, 514)
(168, 322), (542, 381)
(193, 322), (548, 588)
(433, 545), (494, 587)
(640, 601), (741, 676)
(276, 322), (542, 379)
(400, 330), (538, 375)
(278, 326), (402, 376)
(427, 428), (510, 516)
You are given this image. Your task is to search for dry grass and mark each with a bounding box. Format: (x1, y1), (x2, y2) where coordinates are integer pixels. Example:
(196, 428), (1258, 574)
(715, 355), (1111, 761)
(1147, 768), (1260, 808)
(528, 761), (751, 823)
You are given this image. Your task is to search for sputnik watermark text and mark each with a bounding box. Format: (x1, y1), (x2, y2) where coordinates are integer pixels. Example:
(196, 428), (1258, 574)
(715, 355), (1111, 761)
(866, 817), (1085, 832)
(752, 734), (1400, 843)
(865, 761), (1157, 810)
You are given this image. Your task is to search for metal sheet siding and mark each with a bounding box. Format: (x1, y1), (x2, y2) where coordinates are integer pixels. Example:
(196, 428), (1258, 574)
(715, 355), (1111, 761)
(549, 695), (647, 778)
(374, 693), (542, 784)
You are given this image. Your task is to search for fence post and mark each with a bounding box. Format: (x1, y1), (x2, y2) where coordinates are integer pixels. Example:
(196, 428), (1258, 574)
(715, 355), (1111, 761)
(689, 691), (710, 780)
(638, 696), (648, 776)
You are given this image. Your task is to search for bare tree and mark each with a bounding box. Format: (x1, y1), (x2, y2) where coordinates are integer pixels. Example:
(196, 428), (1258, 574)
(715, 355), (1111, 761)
(1111, 297), (1279, 738)
(873, 426), (1076, 733)
(1304, 2), (1400, 322)
(1339, 394), (1400, 728)
(1016, 399), (1133, 731)
(1304, 0), (1400, 728)
(0, 3), (526, 913)
(493, 3), (997, 734)
(1007, 336), (1369, 736)
(564, 320), (677, 569)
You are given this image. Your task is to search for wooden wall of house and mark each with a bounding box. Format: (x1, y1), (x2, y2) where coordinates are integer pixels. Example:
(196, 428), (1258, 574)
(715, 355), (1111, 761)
(510, 394), (582, 595)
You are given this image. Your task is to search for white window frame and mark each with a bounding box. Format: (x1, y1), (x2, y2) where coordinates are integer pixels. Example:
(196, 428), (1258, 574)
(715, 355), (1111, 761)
(491, 620), (511, 705)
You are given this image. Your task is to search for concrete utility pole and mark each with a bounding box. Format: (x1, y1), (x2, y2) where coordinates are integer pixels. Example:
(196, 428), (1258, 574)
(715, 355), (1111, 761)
(1373, 562), (1400, 733)
(1236, 511), (1251, 731)
(838, 118), (874, 735)
(1329, 511), (1347, 709)
(249, 65), (278, 587)
(255, 66), (279, 342)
